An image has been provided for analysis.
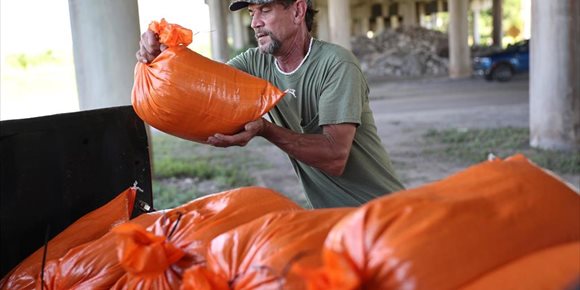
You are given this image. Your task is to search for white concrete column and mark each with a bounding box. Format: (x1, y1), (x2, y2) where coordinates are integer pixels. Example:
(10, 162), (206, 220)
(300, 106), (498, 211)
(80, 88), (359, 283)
(316, 2), (331, 42)
(232, 11), (246, 50)
(68, 0), (140, 110)
(429, 0), (445, 29)
(417, 2), (426, 27)
(207, 0), (229, 62)
(473, 8), (481, 45)
(492, 0), (503, 47)
(448, 0), (472, 78)
(530, 0), (580, 151)
(400, 0), (417, 26)
(390, 15), (400, 29)
(376, 17), (386, 34)
(328, 0), (352, 50)
(358, 4), (371, 36)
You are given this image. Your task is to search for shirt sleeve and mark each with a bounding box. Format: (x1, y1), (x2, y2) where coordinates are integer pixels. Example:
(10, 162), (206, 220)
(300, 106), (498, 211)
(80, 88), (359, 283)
(318, 61), (368, 126)
(226, 49), (251, 73)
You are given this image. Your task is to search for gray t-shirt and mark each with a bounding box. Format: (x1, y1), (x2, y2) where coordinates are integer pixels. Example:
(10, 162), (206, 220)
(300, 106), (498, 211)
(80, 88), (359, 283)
(228, 38), (404, 208)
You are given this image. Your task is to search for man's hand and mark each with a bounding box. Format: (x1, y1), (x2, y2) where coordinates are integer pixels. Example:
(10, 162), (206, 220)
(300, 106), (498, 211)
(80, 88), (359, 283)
(136, 30), (167, 63)
(207, 118), (266, 147)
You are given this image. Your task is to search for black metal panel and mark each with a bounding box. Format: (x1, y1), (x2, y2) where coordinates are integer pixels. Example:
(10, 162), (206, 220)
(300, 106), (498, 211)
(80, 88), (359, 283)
(0, 105), (152, 277)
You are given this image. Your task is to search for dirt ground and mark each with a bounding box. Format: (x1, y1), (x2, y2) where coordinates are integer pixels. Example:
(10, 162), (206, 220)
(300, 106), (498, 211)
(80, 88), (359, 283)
(240, 74), (579, 206)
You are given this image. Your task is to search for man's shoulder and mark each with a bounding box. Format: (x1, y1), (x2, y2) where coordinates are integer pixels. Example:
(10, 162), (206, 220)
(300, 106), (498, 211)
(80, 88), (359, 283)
(312, 39), (360, 65)
(228, 47), (274, 72)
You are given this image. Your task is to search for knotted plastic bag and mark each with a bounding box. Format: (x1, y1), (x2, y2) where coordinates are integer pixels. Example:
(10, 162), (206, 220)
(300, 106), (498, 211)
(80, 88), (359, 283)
(112, 186), (302, 289)
(132, 19), (285, 143)
(299, 155), (580, 290)
(182, 208), (353, 290)
(0, 187), (138, 290)
(37, 212), (162, 290)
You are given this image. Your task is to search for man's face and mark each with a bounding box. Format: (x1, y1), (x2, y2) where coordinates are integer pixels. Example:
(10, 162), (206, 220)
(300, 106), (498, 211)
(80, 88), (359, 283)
(248, 2), (295, 55)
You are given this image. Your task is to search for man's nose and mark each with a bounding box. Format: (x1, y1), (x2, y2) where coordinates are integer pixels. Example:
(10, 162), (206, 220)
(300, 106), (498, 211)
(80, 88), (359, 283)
(251, 14), (264, 29)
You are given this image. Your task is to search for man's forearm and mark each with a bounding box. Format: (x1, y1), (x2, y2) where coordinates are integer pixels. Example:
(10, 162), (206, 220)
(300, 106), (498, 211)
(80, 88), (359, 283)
(259, 120), (356, 176)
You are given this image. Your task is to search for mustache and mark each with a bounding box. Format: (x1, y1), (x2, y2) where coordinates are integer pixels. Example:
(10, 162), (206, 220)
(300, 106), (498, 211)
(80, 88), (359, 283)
(254, 30), (273, 39)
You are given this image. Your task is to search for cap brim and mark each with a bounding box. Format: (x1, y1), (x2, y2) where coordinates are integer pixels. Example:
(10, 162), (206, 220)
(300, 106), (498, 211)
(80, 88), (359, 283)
(229, 1), (250, 11)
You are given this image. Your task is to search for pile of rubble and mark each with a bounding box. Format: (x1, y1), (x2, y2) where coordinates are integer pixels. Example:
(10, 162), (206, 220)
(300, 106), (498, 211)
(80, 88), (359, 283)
(351, 27), (449, 78)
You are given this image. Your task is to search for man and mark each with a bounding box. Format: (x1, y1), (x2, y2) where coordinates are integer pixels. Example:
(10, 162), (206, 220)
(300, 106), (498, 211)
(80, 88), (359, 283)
(137, 0), (405, 208)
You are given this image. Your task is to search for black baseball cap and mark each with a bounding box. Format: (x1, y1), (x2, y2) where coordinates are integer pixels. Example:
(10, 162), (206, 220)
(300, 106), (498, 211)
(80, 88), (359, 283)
(229, 0), (312, 11)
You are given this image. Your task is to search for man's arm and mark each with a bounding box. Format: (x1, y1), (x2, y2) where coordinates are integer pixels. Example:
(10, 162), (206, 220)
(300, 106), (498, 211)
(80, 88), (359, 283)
(207, 119), (356, 176)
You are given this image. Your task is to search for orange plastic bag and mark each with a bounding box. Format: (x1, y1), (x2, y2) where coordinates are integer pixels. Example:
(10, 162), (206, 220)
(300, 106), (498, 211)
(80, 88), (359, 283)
(182, 208), (353, 290)
(461, 241), (580, 290)
(38, 212), (162, 290)
(132, 19), (285, 143)
(300, 155), (580, 290)
(110, 222), (187, 290)
(110, 186), (303, 289)
(0, 187), (138, 290)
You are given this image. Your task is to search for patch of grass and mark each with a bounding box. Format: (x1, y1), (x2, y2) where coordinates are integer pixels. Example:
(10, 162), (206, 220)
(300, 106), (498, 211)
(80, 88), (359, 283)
(150, 133), (260, 209)
(153, 181), (202, 210)
(423, 127), (580, 174)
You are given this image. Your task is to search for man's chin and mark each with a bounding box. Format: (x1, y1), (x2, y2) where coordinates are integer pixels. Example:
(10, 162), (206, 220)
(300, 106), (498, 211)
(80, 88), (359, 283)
(258, 44), (273, 55)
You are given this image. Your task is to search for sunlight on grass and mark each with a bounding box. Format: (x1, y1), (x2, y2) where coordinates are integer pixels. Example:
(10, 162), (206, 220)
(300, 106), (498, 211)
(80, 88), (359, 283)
(1, 51), (78, 120)
(423, 127), (580, 174)
(151, 132), (258, 209)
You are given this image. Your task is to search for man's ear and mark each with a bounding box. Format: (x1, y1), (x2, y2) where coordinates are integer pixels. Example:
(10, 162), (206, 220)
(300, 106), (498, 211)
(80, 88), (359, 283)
(293, 0), (307, 24)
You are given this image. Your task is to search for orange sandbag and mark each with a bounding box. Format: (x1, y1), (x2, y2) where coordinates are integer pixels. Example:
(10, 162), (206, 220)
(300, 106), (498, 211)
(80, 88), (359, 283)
(461, 241), (580, 290)
(38, 212), (162, 290)
(182, 208), (353, 290)
(0, 187), (138, 290)
(110, 186), (303, 289)
(300, 154), (580, 290)
(132, 19), (285, 143)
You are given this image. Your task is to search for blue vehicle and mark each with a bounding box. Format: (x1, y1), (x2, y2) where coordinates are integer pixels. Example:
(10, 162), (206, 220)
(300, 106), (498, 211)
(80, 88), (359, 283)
(473, 39), (529, 82)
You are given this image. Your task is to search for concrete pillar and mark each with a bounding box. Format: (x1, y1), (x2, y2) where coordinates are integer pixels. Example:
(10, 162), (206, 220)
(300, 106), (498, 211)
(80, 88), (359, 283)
(390, 15), (400, 29)
(448, 0), (472, 78)
(400, 0), (417, 26)
(417, 2), (426, 27)
(473, 8), (481, 45)
(530, 0), (580, 151)
(328, 0), (352, 50)
(492, 0), (503, 47)
(359, 4), (371, 36)
(207, 0), (229, 62)
(68, 0), (140, 110)
(316, 5), (331, 41)
(430, 0), (445, 29)
(376, 17), (386, 34)
(232, 11), (246, 50)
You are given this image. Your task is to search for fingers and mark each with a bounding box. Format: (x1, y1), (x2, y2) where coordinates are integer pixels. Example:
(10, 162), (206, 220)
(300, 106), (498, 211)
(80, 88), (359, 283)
(136, 30), (162, 63)
(207, 131), (253, 147)
(143, 30), (161, 54)
(136, 46), (155, 63)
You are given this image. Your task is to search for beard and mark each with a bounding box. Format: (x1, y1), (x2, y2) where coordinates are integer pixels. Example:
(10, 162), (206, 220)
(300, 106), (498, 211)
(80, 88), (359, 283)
(255, 30), (282, 55)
